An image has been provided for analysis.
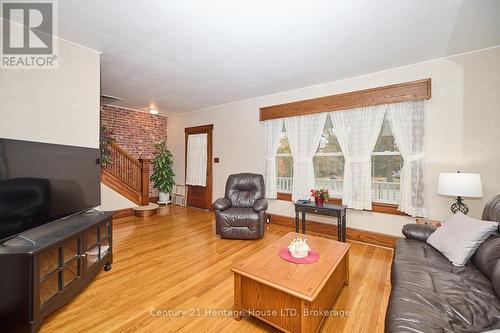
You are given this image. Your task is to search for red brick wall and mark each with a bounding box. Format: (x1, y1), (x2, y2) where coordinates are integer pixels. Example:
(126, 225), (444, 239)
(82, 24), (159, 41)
(100, 105), (168, 197)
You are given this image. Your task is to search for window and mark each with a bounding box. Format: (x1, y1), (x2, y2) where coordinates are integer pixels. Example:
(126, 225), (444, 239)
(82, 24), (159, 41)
(276, 124), (293, 193)
(372, 117), (402, 204)
(274, 113), (403, 209)
(313, 115), (344, 197)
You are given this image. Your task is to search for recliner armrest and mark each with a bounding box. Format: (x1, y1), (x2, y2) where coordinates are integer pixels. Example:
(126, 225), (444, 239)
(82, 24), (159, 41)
(253, 198), (268, 212)
(402, 223), (437, 242)
(213, 198), (231, 211)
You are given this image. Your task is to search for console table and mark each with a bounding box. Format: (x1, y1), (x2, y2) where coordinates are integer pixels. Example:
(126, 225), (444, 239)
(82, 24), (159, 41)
(294, 202), (347, 242)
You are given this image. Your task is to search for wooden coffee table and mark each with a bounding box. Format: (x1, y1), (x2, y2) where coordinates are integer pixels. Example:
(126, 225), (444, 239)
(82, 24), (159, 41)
(231, 232), (350, 333)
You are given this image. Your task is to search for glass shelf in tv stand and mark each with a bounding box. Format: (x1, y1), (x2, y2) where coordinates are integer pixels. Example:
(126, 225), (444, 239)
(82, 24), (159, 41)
(85, 221), (111, 269)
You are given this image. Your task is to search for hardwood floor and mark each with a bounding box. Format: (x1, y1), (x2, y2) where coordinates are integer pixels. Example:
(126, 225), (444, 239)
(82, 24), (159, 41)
(40, 206), (393, 333)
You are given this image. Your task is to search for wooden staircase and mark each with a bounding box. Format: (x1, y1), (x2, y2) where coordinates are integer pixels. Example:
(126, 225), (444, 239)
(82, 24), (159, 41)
(101, 142), (150, 206)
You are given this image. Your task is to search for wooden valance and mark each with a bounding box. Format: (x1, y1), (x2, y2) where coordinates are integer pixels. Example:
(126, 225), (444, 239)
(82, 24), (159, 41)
(259, 78), (431, 121)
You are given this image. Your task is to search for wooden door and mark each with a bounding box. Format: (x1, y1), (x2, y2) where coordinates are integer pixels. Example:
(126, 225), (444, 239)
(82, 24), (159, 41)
(185, 124), (213, 209)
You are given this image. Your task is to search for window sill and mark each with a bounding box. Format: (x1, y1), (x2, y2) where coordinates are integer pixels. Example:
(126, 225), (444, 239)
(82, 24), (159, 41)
(276, 192), (292, 201)
(275, 192), (408, 216)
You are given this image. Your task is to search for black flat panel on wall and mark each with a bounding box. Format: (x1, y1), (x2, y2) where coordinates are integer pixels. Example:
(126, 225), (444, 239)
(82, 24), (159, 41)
(0, 138), (100, 240)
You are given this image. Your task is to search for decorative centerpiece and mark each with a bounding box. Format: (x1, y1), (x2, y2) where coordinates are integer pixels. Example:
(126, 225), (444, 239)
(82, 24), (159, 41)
(288, 238), (311, 259)
(279, 236), (320, 264)
(310, 187), (329, 206)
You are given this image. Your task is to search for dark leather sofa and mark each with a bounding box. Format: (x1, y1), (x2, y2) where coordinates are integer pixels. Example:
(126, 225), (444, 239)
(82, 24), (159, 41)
(213, 173), (267, 240)
(386, 195), (500, 333)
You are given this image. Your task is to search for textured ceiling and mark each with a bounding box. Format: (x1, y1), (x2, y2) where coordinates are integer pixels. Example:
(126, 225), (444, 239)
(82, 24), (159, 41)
(58, 0), (500, 114)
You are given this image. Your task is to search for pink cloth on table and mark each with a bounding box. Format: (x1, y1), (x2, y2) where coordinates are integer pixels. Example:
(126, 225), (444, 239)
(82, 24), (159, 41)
(278, 248), (320, 264)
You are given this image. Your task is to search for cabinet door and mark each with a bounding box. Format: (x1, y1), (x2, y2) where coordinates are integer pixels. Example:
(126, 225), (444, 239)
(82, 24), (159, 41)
(37, 235), (82, 311)
(84, 219), (112, 271)
(61, 236), (81, 288)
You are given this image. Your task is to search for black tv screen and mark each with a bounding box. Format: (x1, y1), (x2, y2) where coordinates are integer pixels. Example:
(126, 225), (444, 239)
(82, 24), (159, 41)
(0, 138), (101, 240)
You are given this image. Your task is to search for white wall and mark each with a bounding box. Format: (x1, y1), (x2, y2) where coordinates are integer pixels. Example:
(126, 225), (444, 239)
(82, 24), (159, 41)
(0, 39), (130, 210)
(167, 46), (500, 236)
(0, 39), (101, 148)
(98, 184), (136, 211)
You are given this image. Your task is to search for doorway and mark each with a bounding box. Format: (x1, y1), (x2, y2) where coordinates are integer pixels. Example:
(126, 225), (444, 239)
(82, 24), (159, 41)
(185, 124), (213, 209)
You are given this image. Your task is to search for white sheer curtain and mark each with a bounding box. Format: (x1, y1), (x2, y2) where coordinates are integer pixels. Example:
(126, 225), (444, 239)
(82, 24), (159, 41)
(285, 113), (327, 201)
(387, 101), (426, 217)
(264, 118), (284, 198)
(186, 133), (207, 186)
(330, 106), (386, 210)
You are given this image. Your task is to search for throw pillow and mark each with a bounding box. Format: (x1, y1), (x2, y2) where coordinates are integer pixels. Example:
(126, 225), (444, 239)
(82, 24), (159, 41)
(427, 212), (498, 266)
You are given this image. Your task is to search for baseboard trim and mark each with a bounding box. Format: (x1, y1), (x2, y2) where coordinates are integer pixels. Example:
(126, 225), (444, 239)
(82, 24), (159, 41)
(268, 213), (400, 249)
(112, 208), (134, 219)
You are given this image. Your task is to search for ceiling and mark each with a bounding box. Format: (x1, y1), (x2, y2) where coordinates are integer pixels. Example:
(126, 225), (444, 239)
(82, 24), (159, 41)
(58, 0), (500, 115)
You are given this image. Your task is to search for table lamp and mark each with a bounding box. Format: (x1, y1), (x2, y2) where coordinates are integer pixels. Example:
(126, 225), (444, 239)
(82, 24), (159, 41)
(438, 172), (482, 215)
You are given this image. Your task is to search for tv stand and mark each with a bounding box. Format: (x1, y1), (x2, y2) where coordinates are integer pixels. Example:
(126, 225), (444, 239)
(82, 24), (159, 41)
(80, 208), (105, 215)
(0, 211), (114, 333)
(15, 234), (37, 246)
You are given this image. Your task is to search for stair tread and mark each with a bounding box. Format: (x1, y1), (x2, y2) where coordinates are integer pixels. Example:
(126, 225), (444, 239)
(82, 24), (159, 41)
(133, 203), (159, 211)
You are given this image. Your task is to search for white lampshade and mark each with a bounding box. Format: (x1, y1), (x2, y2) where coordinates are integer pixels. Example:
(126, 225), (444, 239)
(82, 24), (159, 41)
(438, 172), (483, 198)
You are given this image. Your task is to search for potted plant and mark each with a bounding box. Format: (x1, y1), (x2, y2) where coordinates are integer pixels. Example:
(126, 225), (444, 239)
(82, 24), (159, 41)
(310, 187), (329, 206)
(100, 125), (115, 168)
(150, 140), (175, 204)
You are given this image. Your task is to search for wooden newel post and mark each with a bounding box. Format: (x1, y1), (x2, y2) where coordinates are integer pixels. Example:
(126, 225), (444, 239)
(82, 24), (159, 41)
(139, 158), (150, 206)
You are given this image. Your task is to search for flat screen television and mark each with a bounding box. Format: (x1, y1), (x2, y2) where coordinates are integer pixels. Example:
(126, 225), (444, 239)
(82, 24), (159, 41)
(0, 138), (101, 241)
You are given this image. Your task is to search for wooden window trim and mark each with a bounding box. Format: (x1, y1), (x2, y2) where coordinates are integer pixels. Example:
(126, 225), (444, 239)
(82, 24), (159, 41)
(275, 192), (408, 216)
(276, 192), (292, 201)
(184, 124), (214, 134)
(371, 202), (408, 216)
(271, 80), (427, 216)
(260, 78), (431, 121)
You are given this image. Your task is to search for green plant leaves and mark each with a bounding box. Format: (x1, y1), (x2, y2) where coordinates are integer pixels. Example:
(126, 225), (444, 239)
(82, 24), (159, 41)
(100, 124), (115, 167)
(150, 140), (175, 193)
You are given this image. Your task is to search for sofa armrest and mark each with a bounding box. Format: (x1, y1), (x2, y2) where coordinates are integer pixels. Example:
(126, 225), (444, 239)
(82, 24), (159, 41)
(213, 198), (231, 211)
(253, 198), (268, 212)
(402, 223), (437, 242)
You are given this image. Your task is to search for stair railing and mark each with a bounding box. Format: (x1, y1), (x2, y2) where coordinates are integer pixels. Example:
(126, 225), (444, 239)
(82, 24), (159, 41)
(102, 142), (150, 205)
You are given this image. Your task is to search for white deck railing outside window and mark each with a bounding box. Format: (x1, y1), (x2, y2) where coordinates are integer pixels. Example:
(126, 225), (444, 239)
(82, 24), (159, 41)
(276, 177), (400, 204)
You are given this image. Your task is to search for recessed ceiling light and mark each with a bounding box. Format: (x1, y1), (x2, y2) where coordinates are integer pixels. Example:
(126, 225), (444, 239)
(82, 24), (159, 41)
(149, 107), (159, 115)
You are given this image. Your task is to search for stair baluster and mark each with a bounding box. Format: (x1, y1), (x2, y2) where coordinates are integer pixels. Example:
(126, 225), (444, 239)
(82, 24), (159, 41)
(101, 142), (150, 206)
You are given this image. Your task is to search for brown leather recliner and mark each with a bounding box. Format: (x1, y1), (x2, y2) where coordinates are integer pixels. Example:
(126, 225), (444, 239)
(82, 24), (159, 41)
(213, 173), (267, 240)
